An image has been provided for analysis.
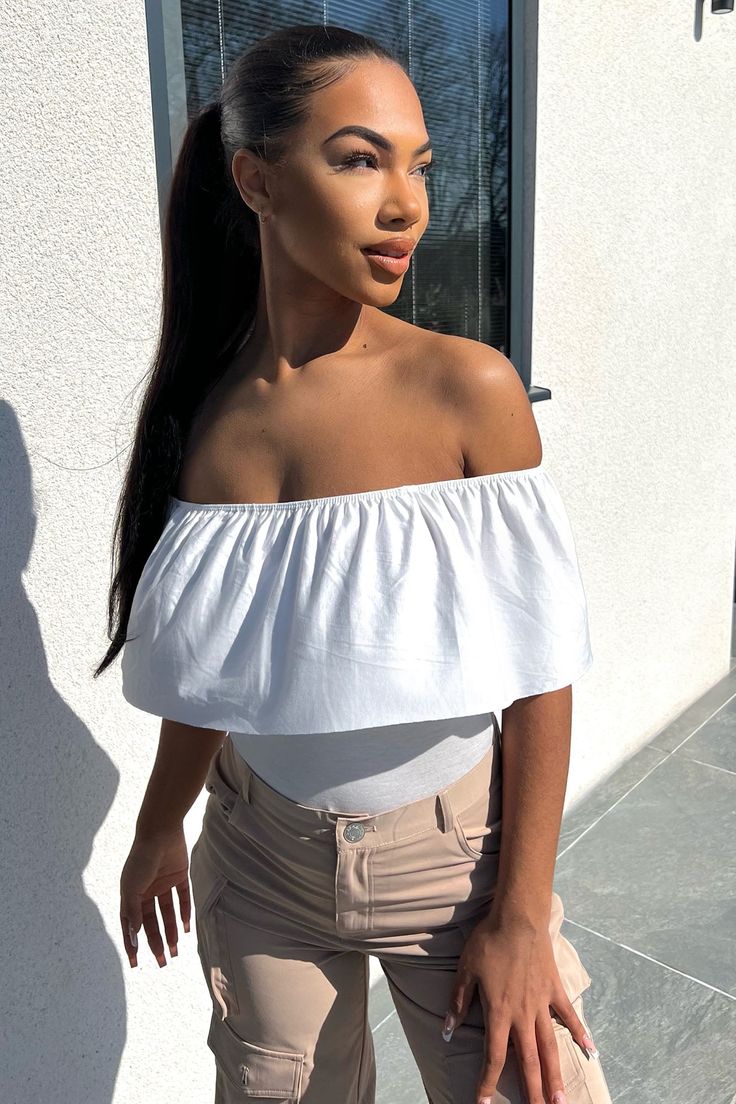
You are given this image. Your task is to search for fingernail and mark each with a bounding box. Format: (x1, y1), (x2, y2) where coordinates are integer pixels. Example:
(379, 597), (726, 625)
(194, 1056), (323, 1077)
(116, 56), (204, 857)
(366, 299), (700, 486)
(479, 1098), (492, 1103)
(169, 943), (178, 957)
(582, 1034), (600, 1060)
(442, 1012), (456, 1041)
(128, 924), (138, 949)
(552, 1093), (567, 1104)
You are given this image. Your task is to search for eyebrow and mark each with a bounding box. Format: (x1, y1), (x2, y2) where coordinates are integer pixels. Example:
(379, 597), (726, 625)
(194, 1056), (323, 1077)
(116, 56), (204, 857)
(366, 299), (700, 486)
(322, 125), (433, 157)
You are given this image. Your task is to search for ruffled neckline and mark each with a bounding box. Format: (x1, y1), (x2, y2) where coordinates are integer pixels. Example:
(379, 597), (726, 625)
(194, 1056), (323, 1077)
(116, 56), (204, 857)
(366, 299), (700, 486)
(169, 462), (547, 514)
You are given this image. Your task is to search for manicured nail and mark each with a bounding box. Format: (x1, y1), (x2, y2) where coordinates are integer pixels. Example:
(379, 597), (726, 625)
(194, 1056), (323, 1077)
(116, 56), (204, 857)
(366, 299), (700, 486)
(128, 924), (138, 949)
(442, 1012), (456, 1041)
(169, 943), (178, 957)
(552, 1093), (567, 1104)
(582, 1033), (600, 1060)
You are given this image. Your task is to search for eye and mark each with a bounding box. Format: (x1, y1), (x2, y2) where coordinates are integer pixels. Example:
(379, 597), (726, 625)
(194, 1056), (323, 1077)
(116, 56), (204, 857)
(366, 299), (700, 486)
(341, 148), (436, 179)
(341, 148), (380, 170)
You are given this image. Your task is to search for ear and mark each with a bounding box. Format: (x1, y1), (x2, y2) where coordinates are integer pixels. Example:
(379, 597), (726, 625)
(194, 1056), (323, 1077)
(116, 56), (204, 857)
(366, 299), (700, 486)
(231, 147), (272, 218)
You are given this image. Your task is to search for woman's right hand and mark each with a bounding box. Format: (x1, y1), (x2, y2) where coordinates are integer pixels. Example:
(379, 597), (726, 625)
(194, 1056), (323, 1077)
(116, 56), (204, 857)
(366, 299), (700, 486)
(120, 826), (192, 968)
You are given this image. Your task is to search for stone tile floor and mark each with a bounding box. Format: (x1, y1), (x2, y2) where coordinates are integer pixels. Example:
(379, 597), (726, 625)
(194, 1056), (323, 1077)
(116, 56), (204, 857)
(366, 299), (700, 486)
(368, 655), (736, 1103)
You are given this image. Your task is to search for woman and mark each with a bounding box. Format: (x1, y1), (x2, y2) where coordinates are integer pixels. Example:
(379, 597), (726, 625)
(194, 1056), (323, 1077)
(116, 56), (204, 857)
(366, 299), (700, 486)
(98, 23), (613, 1104)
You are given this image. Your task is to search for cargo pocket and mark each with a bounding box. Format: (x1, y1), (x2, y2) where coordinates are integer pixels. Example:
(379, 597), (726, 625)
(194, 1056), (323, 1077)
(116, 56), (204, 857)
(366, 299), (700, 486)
(549, 992), (593, 1101)
(548, 891), (593, 1006)
(207, 1012), (305, 1099)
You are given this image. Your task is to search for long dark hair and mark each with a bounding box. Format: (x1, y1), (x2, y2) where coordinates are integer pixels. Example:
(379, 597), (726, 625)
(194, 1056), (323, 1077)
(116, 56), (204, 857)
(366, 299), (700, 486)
(93, 23), (401, 678)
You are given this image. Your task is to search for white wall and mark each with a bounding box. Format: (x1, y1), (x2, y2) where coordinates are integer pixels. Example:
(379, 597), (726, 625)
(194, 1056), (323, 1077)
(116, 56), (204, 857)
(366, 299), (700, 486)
(1, 3), (734, 1102)
(530, 3), (736, 801)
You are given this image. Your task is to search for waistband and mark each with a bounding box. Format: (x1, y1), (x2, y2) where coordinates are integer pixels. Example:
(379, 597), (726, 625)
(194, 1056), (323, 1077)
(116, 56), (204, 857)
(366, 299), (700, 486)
(206, 715), (501, 847)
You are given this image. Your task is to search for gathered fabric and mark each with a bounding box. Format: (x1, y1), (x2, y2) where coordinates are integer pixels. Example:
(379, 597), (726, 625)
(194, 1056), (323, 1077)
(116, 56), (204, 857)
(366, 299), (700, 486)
(120, 464), (593, 737)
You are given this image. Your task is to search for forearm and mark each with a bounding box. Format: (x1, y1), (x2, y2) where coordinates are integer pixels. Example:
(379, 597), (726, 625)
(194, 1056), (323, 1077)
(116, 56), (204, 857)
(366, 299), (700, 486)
(489, 685), (572, 928)
(135, 719), (228, 838)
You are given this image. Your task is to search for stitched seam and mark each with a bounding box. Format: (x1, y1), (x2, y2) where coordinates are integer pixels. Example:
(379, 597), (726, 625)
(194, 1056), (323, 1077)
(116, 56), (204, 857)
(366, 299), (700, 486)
(355, 955), (370, 1103)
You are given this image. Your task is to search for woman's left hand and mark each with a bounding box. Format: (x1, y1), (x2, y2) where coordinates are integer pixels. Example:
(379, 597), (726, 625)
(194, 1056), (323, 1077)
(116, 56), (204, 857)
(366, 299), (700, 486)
(444, 909), (592, 1104)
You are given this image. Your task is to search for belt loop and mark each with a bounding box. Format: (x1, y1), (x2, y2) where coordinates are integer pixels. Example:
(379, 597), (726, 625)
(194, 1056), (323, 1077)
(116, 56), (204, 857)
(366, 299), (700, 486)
(437, 790), (454, 834)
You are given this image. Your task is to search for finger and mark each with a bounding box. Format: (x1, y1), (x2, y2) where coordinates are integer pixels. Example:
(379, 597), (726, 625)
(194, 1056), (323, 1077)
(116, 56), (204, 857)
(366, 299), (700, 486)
(119, 911), (139, 968)
(550, 991), (599, 1060)
(141, 898), (167, 967)
(176, 876), (192, 935)
(507, 1022), (545, 1104)
(535, 1014), (565, 1104)
(157, 887), (180, 958)
(475, 1014), (512, 1104)
(120, 897), (142, 968)
(443, 970), (476, 1041)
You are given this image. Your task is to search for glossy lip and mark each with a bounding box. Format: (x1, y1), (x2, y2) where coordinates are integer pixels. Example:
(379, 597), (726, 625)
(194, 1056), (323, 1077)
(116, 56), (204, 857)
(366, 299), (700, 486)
(362, 250), (412, 275)
(361, 236), (416, 257)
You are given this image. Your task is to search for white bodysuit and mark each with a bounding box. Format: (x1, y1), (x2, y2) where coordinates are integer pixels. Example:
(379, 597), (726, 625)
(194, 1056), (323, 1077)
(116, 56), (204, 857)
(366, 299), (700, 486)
(120, 464), (593, 813)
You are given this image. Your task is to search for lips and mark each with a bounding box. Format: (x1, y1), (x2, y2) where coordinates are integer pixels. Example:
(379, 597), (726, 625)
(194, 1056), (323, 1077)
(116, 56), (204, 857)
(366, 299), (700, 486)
(362, 250), (413, 275)
(361, 237), (415, 257)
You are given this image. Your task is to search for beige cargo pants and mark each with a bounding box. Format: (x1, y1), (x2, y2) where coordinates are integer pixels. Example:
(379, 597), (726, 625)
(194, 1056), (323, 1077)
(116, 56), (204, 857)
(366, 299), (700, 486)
(189, 730), (613, 1103)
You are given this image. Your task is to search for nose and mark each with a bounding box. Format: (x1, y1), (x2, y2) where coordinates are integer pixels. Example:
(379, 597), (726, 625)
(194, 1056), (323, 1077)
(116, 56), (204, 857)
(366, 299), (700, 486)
(380, 170), (424, 224)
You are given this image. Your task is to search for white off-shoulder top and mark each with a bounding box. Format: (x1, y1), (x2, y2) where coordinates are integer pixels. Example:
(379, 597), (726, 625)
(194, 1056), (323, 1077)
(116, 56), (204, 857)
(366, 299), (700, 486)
(120, 465), (593, 812)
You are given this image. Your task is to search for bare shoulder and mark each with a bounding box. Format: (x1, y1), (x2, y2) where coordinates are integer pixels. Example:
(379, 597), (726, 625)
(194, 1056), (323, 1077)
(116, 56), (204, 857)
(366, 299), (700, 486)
(428, 333), (543, 476)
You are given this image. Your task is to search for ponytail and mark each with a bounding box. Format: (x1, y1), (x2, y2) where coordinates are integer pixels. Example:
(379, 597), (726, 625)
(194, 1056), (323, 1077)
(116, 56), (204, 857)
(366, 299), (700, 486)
(93, 100), (259, 677)
(94, 23), (400, 679)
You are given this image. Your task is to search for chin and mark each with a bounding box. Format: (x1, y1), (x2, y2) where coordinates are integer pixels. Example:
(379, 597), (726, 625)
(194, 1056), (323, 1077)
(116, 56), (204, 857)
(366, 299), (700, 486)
(356, 279), (404, 308)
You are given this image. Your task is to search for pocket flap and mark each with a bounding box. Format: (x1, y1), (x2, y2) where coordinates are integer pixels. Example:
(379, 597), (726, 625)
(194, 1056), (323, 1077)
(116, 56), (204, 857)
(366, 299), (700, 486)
(207, 1012), (305, 1099)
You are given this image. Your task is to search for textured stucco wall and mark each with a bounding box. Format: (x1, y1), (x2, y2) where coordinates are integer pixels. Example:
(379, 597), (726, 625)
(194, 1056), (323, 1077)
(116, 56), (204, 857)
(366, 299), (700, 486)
(1, 3), (734, 1102)
(530, 4), (736, 802)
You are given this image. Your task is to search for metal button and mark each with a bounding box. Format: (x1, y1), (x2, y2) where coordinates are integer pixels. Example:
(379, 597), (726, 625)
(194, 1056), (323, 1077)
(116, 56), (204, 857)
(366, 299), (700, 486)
(343, 822), (366, 842)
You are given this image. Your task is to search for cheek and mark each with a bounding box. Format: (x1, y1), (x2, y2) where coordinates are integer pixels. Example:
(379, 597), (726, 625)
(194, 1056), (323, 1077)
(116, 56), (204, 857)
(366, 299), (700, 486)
(284, 199), (374, 275)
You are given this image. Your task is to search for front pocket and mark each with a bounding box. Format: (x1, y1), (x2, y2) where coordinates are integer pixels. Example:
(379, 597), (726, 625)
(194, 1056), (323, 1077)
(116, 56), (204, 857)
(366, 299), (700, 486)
(207, 1012), (305, 1099)
(452, 794), (501, 861)
(190, 840), (229, 922)
(190, 848), (240, 1020)
(204, 750), (241, 816)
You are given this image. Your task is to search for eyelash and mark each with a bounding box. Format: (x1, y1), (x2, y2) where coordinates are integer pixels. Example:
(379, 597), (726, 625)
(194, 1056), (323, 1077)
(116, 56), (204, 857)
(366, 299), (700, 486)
(342, 147), (436, 178)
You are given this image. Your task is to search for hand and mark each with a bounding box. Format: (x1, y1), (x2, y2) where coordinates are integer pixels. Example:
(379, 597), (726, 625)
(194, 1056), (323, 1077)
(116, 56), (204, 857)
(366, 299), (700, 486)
(120, 826), (192, 969)
(444, 911), (594, 1104)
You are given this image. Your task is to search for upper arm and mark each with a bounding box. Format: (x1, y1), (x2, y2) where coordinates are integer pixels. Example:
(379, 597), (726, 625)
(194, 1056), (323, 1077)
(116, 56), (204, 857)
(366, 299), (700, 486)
(440, 337), (543, 476)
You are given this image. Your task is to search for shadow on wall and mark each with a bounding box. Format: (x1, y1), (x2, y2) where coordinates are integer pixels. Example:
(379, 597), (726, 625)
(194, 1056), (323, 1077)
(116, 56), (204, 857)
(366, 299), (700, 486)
(0, 400), (122, 1102)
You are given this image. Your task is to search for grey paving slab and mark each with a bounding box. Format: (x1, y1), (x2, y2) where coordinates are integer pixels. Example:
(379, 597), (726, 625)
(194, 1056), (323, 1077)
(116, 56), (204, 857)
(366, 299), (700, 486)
(369, 970), (426, 1104)
(368, 961), (399, 1032)
(668, 693), (736, 774)
(649, 667), (736, 753)
(555, 753), (736, 996)
(558, 745), (669, 856)
(555, 921), (736, 1104)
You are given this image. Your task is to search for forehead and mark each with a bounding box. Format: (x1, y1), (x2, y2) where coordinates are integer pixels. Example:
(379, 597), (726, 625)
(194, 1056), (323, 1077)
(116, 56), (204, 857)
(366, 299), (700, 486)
(302, 58), (427, 145)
